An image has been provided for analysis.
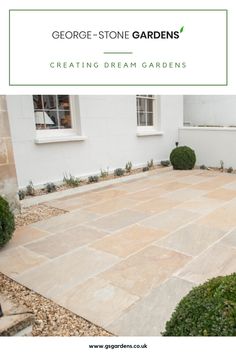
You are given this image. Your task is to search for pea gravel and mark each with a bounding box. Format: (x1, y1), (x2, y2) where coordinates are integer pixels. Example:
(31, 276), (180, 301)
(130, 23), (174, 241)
(0, 273), (112, 336)
(15, 204), (67, 228)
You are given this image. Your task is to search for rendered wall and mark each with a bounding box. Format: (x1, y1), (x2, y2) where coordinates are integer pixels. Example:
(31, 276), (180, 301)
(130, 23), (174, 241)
(7, 95), (183, 188)
(179, 127), (236, 168)
(184, 95), (236, 127)
(180, 95), (236, 168)
(0, 96), (19, 209)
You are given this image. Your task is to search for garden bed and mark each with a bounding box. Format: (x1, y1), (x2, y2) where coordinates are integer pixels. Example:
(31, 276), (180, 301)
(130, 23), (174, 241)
(19, 162), (166, 201)
(19, 164), (172, 209)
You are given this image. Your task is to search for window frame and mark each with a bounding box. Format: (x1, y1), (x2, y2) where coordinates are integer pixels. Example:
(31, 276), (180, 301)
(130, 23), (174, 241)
(136, 95), (159, 133)
(33, 95), (80, 139)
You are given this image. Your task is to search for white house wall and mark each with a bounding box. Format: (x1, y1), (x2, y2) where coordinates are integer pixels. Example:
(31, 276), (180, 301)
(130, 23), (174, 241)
(184, 95), (236, 127)
(7, 95), (183, 188)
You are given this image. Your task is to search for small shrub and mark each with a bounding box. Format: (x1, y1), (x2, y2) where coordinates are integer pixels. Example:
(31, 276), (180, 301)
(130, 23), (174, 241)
(26, 180), (35, 196)
(125, 161), (132, 173)
(0, 196), (15, 247)
(170, 146), (196, 170)
(227, 167), (233, 173)
(63, 173), (81, 187)
(142, 166), (149, 172)
(18, 189), (26, 200)
(100, 168), (109, 178)
(45, 182), (57, 193)
(88, 175), (99, 183)
(160, 160), (170, 167)
(200, 164), (207, 170)
(114, 168), (125, 177)
(147, 159), (154, 169)
(162, 274), (236, 336)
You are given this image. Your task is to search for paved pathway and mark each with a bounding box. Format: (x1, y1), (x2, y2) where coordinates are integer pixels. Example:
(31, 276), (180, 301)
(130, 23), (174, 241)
(1, 169), (236, 335)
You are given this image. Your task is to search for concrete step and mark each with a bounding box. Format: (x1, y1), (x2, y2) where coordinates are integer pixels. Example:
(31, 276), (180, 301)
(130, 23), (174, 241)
(0, 294), (34, 336)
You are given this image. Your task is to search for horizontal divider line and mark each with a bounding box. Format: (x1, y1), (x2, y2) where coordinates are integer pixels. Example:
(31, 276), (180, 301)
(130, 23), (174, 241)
(103, 52), (133, 54)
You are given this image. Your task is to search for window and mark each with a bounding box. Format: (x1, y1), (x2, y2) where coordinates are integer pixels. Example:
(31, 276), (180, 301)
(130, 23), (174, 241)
(136, 95), (156, 127)
(33, 95), (72, 130)
(33, 95), (86, 144)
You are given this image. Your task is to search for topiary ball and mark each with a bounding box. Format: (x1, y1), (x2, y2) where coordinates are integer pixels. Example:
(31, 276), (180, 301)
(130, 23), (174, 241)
(170, 146), (196, 170)
(162, 274), (236, 336)
(0, 196), (15, 247)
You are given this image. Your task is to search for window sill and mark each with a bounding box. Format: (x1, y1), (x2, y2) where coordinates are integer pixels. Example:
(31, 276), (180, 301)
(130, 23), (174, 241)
(136, 131), (164, 137)
(34, 135), (87, 144)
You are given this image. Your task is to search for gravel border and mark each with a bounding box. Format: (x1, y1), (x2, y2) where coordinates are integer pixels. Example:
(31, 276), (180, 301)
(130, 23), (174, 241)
(15, 204), (67, 228)
(0, 273), (112, 336)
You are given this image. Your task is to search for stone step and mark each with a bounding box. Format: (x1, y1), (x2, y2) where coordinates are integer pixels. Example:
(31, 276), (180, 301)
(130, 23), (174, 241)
(0, 294), (34, 336)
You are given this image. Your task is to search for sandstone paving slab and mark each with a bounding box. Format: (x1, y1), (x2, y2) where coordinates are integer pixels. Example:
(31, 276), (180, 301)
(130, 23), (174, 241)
(219, 229), (236, 248)
(54, 277), (139, 328)
(100, 245), (191, 297)
(159, 170), (198, 178)
(140, 208), (200, 232)
(196, 171), (220, 178)
(0, 247), (48, 277)
(174, 196), (224, 215)
(88, 209), (149, 232)
(223, 181), (236, 191)
(204, 188), (236, 201)
(126, 186), (167, 202)
(90, 225), (168, 258)
(158, 181), (188, 191)
(112, 180), (152, 192)
(139, 180), (172, 189)
(107, 277), (194, 336)
(198, 205), (236, 231)
(114, 172), (176, 192)
(5, 226), (51, 249)
(24, 225), (108, 258)
(31, 210), (99, 233)
(0, 294), (28, 317)
(215, 174), (236, 182)
(0, 294), (34, 336)
(84, 197), (140, 215)
(131, 197), (180, 214)
(163, 188), (207, 202)
(45, 196), (96, 211)
(139, 176), (177, 187)
(223, 198), (236, 208)
(15, 247), (120, 298)
(176, 175), (210, 185)
(177, 242), (236, 284)
(191, 177), (234, 191)
(81, 188), (129, 202)
(156, 223), (226, 256)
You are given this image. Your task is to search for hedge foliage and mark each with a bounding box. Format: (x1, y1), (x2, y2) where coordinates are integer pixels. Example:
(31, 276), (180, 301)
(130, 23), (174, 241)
(0, 196), (15, 247)
(163, 274), (236, 336)
(170, 146), (196, 170)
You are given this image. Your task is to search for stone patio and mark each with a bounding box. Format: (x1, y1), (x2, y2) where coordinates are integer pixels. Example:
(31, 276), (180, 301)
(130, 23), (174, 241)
(1, 168), (236, 335)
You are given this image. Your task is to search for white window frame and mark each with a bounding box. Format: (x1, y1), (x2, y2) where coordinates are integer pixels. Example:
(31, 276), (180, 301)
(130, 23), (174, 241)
(136, 95), (160, 135)
(33, 95), (86, 144)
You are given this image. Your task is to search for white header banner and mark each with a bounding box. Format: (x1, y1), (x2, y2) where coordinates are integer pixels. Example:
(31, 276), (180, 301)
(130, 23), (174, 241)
(9, 9), (227, 86)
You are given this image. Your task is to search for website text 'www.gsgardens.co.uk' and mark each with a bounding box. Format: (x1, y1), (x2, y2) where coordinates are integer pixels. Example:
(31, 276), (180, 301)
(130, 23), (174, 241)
(89, 343), (148, 350)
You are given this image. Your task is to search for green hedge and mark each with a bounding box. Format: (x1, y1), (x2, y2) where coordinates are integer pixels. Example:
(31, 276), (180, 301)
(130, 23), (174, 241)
(170, 146), (196, 170)
(162, 274), (236, 336)
(0, 196), (15, 247)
